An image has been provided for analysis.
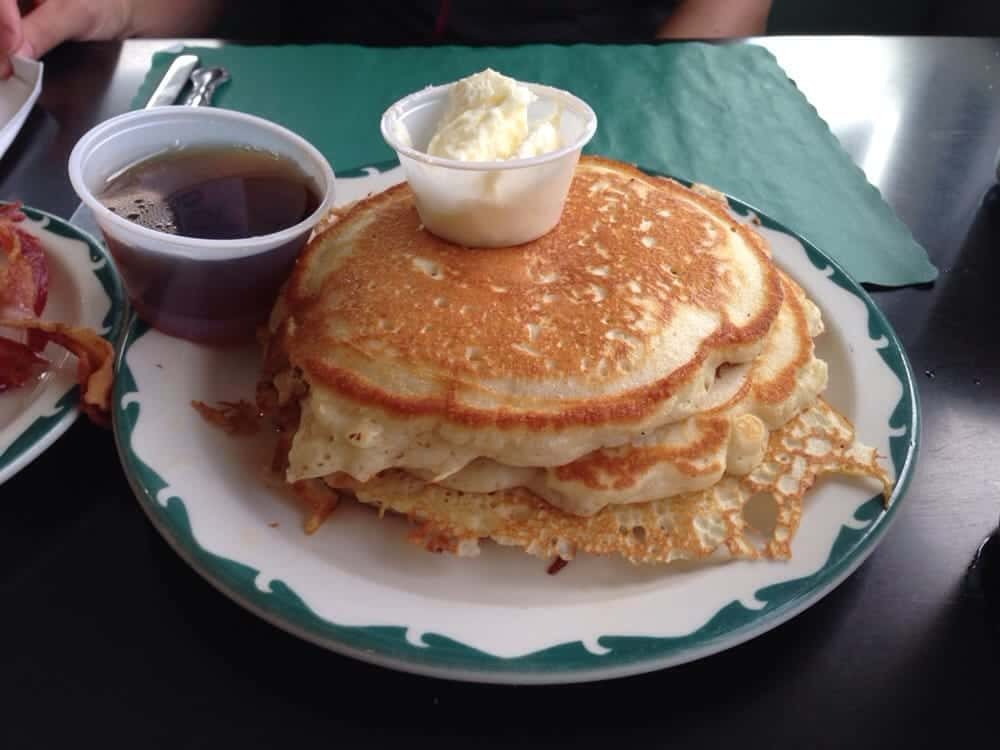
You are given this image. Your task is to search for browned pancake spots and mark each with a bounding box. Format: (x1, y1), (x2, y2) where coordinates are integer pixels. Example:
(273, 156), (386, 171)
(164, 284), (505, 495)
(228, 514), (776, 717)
(278, 157), (783, 428)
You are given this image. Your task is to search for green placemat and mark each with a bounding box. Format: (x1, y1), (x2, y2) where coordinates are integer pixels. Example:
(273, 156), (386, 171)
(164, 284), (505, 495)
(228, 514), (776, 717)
(135, 43), (936, 287)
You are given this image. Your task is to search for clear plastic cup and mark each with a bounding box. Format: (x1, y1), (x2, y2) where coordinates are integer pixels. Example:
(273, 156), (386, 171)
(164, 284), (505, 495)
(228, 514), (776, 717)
(380, 80), (597, 247)
(68, 107), (336, 345)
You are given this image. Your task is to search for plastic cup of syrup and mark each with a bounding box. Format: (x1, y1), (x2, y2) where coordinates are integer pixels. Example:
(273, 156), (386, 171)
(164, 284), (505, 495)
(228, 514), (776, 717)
(69, 107), (336, 345)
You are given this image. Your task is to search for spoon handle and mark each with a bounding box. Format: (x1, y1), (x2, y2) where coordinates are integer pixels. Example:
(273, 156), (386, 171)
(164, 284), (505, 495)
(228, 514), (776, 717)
(185, 68), (230, 107)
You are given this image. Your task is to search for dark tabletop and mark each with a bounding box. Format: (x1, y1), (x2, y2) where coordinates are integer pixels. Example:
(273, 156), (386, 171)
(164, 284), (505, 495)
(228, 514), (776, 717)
(2, 37), (999, 748)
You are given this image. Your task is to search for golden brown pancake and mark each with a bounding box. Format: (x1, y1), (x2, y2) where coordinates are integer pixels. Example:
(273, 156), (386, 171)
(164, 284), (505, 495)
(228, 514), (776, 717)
(264, 156), (784, 484)
(256, 156), (891, 566)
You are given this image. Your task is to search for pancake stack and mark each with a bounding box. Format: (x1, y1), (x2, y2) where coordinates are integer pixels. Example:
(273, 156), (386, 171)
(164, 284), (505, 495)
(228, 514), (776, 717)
(258, 156), (891, 565)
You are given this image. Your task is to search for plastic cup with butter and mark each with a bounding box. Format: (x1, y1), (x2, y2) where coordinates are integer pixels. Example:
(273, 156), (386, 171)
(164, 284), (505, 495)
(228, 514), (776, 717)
(380, 69), (597, 247)
(68, 107), (336, 345)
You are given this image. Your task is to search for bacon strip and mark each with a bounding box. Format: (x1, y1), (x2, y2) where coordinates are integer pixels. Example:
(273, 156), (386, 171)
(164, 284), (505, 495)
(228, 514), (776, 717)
(0, 319), (113, 426)
(546, 557), (570, 575)
(293, 478), (340, 534)
(0, 335), (47, 391)
(191, 399), (263, 435)
(0, 203), (49, 349)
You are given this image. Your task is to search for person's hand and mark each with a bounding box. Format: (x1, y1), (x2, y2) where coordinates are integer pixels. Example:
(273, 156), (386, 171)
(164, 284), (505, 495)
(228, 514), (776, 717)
(0, 0), (222, 80)
(0, 0), (28, 73)
(657, 0), (772, 39)
(0, 0), (135, 79)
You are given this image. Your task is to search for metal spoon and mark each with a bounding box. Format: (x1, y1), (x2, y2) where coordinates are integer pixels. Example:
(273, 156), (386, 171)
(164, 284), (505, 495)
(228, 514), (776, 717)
(184, 66), (231, 107)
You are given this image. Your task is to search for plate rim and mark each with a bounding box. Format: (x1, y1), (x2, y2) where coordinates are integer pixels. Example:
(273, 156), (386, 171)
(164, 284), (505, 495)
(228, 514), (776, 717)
(111, 164), (920, 684)
(0, 57), (43, 161)
(0, 202), (127, 485)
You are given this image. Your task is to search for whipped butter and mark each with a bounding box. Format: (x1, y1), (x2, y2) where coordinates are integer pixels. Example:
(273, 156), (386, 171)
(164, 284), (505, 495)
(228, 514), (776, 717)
(381, 68), (594, 246)
(425, 68), (561, 161)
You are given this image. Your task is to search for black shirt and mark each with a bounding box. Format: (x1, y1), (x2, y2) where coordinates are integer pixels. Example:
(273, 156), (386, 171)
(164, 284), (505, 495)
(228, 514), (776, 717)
(219, 1), (679, 45)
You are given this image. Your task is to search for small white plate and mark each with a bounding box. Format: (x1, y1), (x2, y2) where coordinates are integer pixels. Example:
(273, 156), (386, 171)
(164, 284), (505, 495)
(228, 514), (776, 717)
(0, 57), (42, 160)
(113, 163), (919, 684)
(0, 205), (126, 484)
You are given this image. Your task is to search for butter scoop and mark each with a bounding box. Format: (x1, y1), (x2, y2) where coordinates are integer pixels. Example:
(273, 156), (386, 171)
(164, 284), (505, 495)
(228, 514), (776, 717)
(380, 73), (596, 247)
(426, 69), (561, 161)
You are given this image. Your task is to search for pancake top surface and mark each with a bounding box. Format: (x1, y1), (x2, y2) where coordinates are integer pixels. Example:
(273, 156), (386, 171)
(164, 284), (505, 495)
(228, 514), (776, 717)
(279, 157), (782, 434)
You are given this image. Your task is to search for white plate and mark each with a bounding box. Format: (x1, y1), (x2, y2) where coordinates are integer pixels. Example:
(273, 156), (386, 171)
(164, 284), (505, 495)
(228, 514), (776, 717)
(0, 205), (126, 484)
(112, 163), (919, 684)
(0, 57), (42, 160)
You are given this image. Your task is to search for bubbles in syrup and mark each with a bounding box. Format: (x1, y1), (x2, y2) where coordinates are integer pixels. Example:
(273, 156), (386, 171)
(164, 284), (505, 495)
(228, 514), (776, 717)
(97, 145), (318, 240)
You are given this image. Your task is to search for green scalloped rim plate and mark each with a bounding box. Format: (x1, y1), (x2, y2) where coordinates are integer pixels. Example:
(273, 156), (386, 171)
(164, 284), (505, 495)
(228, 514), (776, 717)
(111, 163), (918, 684)
(0, 203), (125, 485)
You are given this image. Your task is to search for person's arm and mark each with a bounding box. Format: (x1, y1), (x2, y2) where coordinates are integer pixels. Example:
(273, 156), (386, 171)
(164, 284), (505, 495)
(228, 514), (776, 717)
(656, 0), (772, 39)
(1, 0), (224, 77)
